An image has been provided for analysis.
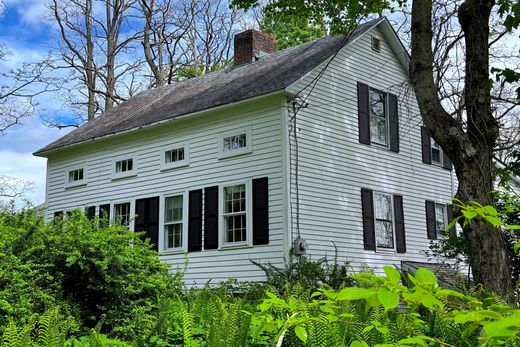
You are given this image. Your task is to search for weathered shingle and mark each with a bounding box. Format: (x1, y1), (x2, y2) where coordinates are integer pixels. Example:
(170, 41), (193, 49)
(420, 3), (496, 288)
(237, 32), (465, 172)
(34, 19), (381, 156)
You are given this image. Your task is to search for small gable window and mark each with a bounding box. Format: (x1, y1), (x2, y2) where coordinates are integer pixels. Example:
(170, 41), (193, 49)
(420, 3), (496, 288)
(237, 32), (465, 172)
(371, 36), (381, 52)
(69, 168), (84, 182)
(161, 145), (189, 171)
(218, 128), (252, 158)
(112, 156), (137, 179)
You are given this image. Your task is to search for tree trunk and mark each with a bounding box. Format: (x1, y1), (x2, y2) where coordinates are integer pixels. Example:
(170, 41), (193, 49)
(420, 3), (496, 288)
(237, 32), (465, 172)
(410, 0), (512, 297)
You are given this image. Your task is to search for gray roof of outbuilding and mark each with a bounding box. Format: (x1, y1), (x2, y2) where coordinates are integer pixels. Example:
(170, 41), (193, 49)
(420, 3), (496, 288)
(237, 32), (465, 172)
(34, 18), (381, 156)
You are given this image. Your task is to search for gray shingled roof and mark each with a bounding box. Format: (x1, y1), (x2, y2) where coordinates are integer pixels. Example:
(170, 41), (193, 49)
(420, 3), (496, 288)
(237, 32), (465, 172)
(34, 19), (381, 156)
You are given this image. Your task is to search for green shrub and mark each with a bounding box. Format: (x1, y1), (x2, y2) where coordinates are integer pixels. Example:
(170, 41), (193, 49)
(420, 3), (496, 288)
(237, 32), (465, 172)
(252, 251), (353, 292)
(0, 208), (175, 342)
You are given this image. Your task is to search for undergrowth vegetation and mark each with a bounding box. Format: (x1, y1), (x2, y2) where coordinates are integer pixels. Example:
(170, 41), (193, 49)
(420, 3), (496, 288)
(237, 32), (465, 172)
(1, 207), (520, 346)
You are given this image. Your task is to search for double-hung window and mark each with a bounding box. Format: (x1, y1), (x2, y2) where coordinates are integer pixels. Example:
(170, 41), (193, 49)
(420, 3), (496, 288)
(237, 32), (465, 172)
(114, 202), (131, 226)
(164, 195), (184, 250)
(435, 203), (447, 237)
(373, 192), (394, 250)
(369, 89), (388, 146)
(431, 137), (442, 165)
(223, 184), (247, 244)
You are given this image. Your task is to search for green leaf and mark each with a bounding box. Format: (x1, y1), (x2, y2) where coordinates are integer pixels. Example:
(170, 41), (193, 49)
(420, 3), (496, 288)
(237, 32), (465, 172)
(414, 268), (438, 286)
(383, 265), (400, 284)
(294, 325), (307, 343)
(337, 287), (375, 301)
(462, 209), (477, 220)
(378, 287), (399, 310)
(350, 341), (369, 347)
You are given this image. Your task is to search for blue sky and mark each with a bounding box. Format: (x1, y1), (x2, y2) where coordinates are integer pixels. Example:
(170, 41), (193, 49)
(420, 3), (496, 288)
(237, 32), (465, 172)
(0, 0), (72, 205)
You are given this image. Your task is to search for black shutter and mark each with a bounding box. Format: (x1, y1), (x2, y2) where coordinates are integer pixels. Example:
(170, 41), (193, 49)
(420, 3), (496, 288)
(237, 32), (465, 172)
(443, 151), (453, 170)
(361, 188), (376, 250)
(446, 204), (456, 236)
(86, 206), (96, 220)
(99, 204), (110, 227)
(388, 93), (399, 153)
(393, 195), (406, 253)
(357, 82), (371, 145)
(188, 189), (203, 252)
(204, 186), (219, 250)
(421, 126), (432, 164)
(253, 177), (269, 245)
(135, 197), (160, 251)
(425, 200), (437, 240)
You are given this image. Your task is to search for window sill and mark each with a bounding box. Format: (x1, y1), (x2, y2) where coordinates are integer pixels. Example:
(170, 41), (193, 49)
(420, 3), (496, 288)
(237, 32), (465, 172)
(218, 149), (252, 160)
(160, 162), (189, 172)
(160, 248), (185, 255)
(220, 243), (252, 250)
(375, 248), (396, 254)
(111, 172), (137, 181)
(64, 182), (87, 189)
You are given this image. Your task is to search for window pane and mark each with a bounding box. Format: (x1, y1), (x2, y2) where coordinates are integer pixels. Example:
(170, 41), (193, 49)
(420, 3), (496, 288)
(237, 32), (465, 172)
(435, 204), (446, 234)
(225, 214), (246, 243)
(224, 185), (246, 213)
(369, 90), (385, 118)
(432, 148), (441, 163)
(165, 196), (183, 223)
(165, 224), (182, 248)
(369, 90), (387, 145)
(223, 133), (247, 151)
(370, 116), (387, 144)
(115, 202), (130, 226)
(376, 221), (394, 248)
(374, 193), (392, 220)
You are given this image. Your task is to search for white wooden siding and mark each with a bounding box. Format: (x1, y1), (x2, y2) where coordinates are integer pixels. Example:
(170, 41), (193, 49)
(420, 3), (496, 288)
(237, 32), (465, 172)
(45, 96), (286, 284)
(286, 26), (458, 273)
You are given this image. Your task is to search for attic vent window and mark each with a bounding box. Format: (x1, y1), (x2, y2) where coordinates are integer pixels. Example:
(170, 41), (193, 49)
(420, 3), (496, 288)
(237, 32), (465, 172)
(371, 36), (381, 52)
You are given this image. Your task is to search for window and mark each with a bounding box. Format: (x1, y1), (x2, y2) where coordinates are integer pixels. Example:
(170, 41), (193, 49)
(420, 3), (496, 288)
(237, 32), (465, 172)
(161, 145), (189, 170)
(65, 166), (86, 188)
(218, 128), (252, 158)
(164, 195), (184, 250)
(431, 137), (442, 165)
(223, 184), (247, 244)
(369, 89), (387, 146)
(435, 203), (447, 237)
(373, 192), (394, 250)
(112, 156), (136, 179)
(68, 168), (83, 182)
(116, 158), (133, 173)
(114, 202), (131, 226)
(371, 36), (381, 52)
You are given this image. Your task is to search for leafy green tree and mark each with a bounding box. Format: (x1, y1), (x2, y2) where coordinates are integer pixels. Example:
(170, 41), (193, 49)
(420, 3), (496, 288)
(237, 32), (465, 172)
(234, 0), (520, 297)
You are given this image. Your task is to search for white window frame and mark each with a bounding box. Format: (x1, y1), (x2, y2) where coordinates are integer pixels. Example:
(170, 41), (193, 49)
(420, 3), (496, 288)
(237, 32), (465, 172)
(373, 191), (396, 252)
(430, 137), (443, 166)
(111, 200), (134, 230)
(111, 156), (137, 180)
(218, 127), (252, 159)
(159, 191), (188, 253)
(161, 144), (189, 171)
(65, 165), (87, 189)
(435, 203), (448, 237)
(368, 88), (389, 148)
(219, 180), (252, 249)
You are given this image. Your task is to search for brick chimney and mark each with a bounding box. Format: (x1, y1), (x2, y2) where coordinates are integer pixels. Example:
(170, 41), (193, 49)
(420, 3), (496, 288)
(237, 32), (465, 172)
(234, 29), (277, 66)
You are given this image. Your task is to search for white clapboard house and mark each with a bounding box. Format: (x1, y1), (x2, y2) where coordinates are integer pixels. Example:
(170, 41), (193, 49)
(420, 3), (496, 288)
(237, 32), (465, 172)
(34, 17), (457, 284)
